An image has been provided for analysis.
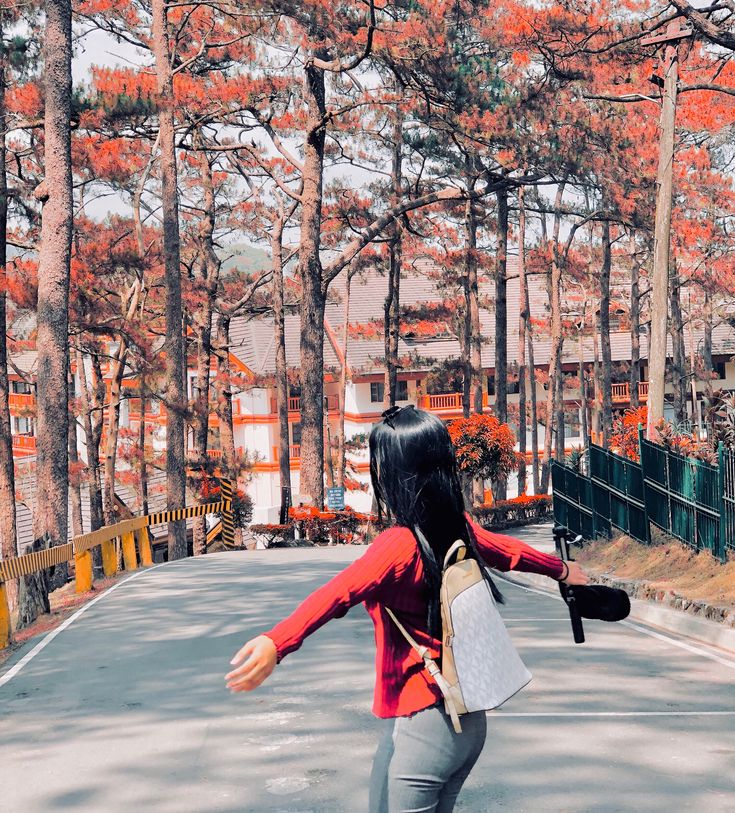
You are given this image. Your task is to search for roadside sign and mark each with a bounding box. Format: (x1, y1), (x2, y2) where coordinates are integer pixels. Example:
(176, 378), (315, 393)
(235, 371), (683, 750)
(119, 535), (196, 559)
(326, 486), (345, 511)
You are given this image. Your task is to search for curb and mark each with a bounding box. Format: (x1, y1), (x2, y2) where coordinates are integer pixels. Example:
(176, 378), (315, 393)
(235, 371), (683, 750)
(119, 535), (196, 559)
(499, 569), (735, 656)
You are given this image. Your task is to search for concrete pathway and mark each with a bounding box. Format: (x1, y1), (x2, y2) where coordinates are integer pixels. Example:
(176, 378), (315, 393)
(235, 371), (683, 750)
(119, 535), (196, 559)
(2, 527), (735, 812)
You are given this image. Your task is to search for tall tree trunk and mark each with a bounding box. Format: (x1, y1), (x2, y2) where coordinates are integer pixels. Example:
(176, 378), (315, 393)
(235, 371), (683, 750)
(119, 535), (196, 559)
(629, 232), (641, 411)
(103, 289), (140, 527)
(600, 221), (613, 447)
(132, 137), (156, 518)
(76, 350), (104, 532)
(68, 370), (83, 538)
(213, 313), (242, 547)
(152, 0), (186, 559)
(384, 111), (402, 409)
(299, 57), (328, 509)
(20, 0), (73, 626)
(670, 265), (686, 427)
(554, 345), (565, 463)
(516, 185), (528, 495)
(0, 17), (18, 614)
(592, 327), (602, 443)
(192, 148), (219, 556)
(540, 184), (566, 493)
(703, 290), (713, 382)
(271, 217), (292, 520)
(461, 171), (478, 419)
(336, 270), (352, 489)
(138, 371), (149, 515)
(494, 187), (508, 430)
(528, 329), (540, 494)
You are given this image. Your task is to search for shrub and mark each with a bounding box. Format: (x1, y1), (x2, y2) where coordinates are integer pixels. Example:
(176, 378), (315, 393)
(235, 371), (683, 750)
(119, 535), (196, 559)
(447, 413), (517, 483)
(474, 494), (552, 530)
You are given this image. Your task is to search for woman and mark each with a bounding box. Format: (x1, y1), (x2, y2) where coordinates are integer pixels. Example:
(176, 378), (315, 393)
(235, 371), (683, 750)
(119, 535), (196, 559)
(226, 405), (588, 812)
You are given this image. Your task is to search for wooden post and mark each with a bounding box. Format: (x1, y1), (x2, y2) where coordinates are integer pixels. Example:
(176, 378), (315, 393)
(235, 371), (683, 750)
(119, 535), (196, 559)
(101, 539), (117, 577)
(74, 550), (93, 593)
(136, 528), (153, 566)
(0, 582), (10, 649)
(121, 531), (138, 571)
(642, 20), (692, 439)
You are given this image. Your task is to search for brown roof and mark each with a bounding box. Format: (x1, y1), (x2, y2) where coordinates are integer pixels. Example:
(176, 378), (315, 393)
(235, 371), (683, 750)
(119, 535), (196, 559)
(223, 256), (735, 376)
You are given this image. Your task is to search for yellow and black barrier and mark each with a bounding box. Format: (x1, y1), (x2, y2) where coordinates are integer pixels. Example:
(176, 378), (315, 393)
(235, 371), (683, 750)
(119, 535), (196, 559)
(0, 480), (234, 649)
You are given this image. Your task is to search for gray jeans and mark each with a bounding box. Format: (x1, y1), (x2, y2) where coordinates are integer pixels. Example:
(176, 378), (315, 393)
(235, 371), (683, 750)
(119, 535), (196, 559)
(368, 703), (487, 813)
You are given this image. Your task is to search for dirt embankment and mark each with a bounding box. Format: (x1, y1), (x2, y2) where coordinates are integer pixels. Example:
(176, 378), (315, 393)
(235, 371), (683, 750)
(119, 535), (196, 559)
(574, 533), (735, 619)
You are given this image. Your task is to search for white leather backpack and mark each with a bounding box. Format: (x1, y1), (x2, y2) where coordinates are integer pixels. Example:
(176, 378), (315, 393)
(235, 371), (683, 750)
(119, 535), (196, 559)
(386, 536), (532, 733)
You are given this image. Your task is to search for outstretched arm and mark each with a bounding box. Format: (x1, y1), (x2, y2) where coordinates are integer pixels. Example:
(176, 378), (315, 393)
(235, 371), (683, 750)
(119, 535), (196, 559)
(467, 516), (588, 584)
(225, 526), (413, 692)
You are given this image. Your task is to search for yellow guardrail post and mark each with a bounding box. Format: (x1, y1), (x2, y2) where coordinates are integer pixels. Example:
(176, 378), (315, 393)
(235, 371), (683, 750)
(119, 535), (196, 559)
(136, 528), (153, 566)
(101, 539), (117, 577)
(0, 582), (10, 649)
(220, 478), (235, 547)
(121, 531), (138, 571)
(75, 551), (93, 593)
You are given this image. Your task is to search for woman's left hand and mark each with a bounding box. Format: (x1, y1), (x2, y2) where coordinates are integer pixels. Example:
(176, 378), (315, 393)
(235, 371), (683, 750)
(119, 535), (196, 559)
(225, 635), (277, 693)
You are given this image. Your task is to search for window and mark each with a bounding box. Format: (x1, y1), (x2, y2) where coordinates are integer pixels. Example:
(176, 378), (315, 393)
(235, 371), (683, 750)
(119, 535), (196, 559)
(370, 382), (384, 403)
(291, 422), (302, 445)
(289, 384), (302, 398)
(14, 416), (32, 435)
(564, 409), (581, 438)
(371, 380), (408, 403)
(487, 375), (518, 395)
(11, 380), (32, 395)
(714, 361), (727, 380)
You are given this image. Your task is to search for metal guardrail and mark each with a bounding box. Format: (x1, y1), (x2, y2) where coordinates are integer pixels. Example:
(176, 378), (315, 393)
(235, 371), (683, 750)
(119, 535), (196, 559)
(552, 435), (732, 563)
(0, 479), (236, 649)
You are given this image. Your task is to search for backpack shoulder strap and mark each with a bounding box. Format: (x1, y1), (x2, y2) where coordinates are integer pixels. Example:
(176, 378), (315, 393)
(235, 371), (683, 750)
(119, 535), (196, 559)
(443, 539), (467, 570)
(384, 606), (462, 733)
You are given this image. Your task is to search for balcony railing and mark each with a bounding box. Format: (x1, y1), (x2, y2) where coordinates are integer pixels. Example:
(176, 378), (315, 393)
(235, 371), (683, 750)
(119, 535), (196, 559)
(611, 381), (649, 403)
(12, 434), (36, 451)
(270, 395), (339, 414)
(418, 392), (489, 411)
(271, 444), (302, 462)
(9, 393), (35, 411)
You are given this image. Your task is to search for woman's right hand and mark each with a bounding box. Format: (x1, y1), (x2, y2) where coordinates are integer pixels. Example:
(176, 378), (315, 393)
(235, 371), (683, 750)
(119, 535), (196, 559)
(561, 561), (589, 586)
(225, 635), (277, 693)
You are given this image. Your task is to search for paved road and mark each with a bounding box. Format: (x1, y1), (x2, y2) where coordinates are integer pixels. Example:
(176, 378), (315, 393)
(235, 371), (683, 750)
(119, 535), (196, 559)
(2, 527), (735, 812)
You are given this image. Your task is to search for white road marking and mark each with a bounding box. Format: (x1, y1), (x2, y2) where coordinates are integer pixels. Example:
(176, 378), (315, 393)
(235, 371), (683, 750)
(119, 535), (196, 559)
(0, 562), (169, 689)
(496, 573), (735, 671)
(491, 711), (735, 718)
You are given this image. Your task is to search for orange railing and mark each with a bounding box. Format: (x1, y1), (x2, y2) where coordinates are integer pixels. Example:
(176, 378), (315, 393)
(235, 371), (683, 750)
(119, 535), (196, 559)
(270, 395), (339, 414)
(611, 382), (649, 403)
(418, 392), (489, 411)
(11, 434), (36, 451)
(8, 393), (35, 411)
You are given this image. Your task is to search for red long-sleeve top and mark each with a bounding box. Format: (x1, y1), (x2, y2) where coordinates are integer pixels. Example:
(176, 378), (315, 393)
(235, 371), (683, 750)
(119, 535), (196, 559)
(264, 518), (565, 719)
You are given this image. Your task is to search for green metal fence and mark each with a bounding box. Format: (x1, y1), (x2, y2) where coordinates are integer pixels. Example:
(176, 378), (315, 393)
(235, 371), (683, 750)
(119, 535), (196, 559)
(552, 435), (732, 562)
(638, 435), (723, 558)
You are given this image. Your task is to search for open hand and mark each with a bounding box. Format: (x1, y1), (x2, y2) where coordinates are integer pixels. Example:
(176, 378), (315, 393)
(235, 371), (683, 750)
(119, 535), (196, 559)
(562, 561), (589, 586)
(225, 635), (277, 693)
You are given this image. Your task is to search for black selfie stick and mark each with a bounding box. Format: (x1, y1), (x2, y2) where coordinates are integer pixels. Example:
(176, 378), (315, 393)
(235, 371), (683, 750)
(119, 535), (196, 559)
(553, 525), (585, 644)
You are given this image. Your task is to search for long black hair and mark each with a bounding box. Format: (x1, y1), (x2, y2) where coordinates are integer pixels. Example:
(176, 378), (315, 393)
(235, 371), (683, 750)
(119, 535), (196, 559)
(369, 405), (503, 637)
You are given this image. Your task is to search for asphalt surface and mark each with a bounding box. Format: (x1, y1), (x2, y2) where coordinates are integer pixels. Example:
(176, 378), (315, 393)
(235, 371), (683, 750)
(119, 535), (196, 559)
(2, 526), (735, 812)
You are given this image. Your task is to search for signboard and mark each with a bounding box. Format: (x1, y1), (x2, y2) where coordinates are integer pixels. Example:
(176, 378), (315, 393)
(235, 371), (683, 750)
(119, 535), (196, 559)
(279, 487), (292, 525)
(326, 486), (345, 511)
